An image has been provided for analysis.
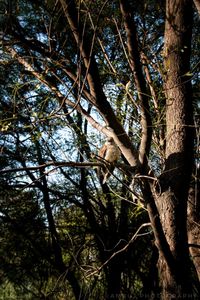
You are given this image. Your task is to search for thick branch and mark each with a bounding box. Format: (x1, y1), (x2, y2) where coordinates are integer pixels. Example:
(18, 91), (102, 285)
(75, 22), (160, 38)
(119, 0), (152, 169)
(59, 0), (139, 167)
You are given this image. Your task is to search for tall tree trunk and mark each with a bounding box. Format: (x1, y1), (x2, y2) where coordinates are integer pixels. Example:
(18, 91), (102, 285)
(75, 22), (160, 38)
(156, 0), (199, 298)
(187, 167), (200, 280)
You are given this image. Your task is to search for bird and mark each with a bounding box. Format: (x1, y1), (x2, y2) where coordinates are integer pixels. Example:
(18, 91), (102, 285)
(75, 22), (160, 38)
(98, 137), (121, 184)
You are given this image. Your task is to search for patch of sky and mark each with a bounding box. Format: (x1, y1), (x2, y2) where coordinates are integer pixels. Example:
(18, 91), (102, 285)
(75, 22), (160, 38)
(36, 32), (49, 45)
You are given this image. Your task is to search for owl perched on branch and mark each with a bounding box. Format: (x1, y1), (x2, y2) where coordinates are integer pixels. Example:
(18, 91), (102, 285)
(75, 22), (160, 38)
(98, 137), (121, 184)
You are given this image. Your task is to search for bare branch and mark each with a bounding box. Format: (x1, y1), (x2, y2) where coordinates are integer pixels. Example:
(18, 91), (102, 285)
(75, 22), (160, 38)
(86, 222), (152, 277)
(0, 161), (105, 174)
(0, 160), (137, 175)
(119, 0), (152, 168)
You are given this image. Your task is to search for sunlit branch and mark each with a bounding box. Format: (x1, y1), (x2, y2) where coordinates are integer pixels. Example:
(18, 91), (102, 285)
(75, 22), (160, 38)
(0, 160), (136, 175)
(119, 0), (152, 167)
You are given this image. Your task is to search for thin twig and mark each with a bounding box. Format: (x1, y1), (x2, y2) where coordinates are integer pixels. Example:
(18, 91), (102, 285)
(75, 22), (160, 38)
(86, 222), (152, 278)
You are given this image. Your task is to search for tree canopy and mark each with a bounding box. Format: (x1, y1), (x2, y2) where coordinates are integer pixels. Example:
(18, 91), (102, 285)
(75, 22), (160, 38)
(0, 0), (199, 299)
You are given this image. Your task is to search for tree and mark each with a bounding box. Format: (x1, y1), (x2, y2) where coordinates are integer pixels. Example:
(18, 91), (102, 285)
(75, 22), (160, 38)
(0, 0), (199, 299)
(157, 0), (198, 296)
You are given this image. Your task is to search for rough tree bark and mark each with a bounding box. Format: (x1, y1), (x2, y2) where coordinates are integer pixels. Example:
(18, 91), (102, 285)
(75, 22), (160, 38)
(188, 167), (200, 281)
(119, 1), (194, 297)
(155, 0), (199, 298)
